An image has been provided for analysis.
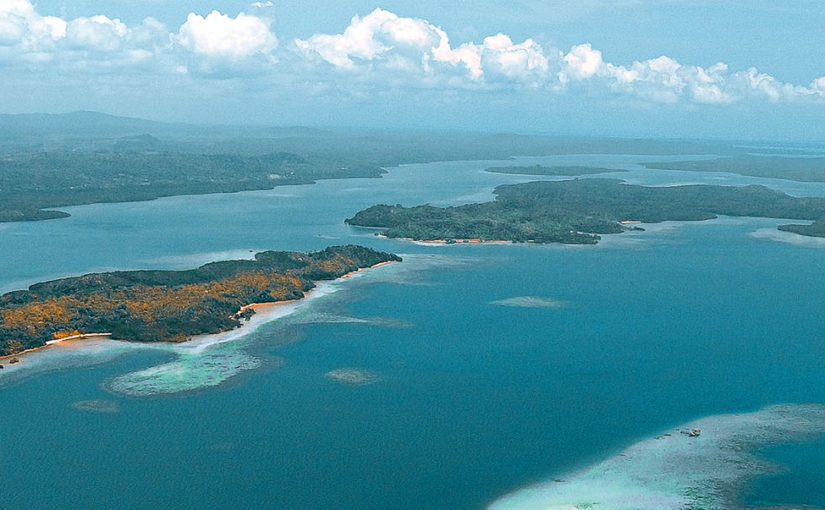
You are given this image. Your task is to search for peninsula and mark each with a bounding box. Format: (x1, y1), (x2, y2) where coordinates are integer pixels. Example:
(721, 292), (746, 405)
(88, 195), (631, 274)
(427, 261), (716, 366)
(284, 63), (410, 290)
(643, 155), (825, 183)
(778, 217), (825, 237)
(346, 179), (825, 244)
(0, 245), (400, 357)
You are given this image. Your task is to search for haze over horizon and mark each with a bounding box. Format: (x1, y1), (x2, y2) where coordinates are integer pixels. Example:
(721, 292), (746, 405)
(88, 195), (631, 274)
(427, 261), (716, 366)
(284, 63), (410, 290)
(2, 0), (824, 140)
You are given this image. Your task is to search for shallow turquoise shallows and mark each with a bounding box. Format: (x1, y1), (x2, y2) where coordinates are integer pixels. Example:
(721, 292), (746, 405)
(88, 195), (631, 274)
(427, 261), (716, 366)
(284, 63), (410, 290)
(2, 152), (825, 509)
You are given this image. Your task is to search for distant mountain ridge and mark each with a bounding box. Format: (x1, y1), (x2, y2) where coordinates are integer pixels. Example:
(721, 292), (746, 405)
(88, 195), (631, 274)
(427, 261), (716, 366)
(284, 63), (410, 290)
(0, 111), (177, 136)
(0, 111), (330, 140)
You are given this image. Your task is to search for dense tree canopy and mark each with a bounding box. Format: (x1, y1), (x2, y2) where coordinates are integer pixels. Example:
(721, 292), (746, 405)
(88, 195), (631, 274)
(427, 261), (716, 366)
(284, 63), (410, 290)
(347, 179), (825, 244)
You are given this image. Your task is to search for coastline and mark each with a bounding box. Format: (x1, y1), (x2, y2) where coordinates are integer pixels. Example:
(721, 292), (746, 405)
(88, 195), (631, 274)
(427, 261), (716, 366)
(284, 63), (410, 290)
(376, 234), (513, 245)
(184, 259), (397, 353)
(0, 333), (112, 362)
(233, 259), (395, 318)
(1, 260), (398, 366)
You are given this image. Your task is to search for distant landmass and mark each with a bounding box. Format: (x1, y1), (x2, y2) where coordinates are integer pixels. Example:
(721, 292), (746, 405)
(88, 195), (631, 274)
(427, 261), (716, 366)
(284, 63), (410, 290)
(0, 112), (738, 224)
(0, 245), (400, 357)
(4, 111), (822, 225)
(0, 151), (385, 223)
(644, 155), (825, 183)
(346, 179), (825, 244)
(485, 165), (624, 176)
(0, 111), (330, 142)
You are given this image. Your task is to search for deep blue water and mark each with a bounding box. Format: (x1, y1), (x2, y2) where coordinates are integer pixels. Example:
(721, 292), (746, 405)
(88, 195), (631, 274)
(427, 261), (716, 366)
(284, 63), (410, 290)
(1, 154), (825, 509)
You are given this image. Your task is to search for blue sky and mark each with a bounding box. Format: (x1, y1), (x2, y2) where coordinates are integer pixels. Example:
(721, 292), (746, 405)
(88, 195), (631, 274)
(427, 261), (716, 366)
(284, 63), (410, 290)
(2, 1), (824, 139)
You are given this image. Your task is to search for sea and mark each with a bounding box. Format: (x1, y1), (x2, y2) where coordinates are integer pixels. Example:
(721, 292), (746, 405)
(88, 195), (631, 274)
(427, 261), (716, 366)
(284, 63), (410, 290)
(1, 152), (825, 509)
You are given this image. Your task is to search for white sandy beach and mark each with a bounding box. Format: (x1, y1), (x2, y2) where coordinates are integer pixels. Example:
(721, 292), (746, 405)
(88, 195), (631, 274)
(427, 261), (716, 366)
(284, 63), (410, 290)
(0, 261), (398, 389)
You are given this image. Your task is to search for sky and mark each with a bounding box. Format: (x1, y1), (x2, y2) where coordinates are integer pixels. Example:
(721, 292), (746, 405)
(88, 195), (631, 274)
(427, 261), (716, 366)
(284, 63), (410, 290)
(1, 0), (824, 139)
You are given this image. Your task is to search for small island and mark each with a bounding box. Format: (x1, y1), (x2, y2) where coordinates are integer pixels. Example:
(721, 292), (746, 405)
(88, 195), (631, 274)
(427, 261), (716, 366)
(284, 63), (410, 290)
(485, 164), (624, 176)
(346, 179), (825, 244)
(0, 245), (400, 357)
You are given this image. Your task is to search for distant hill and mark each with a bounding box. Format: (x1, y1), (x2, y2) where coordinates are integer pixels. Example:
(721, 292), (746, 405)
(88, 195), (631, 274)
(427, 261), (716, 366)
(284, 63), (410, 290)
(0, 111), (331, 149)
(0, 111), (177, 137)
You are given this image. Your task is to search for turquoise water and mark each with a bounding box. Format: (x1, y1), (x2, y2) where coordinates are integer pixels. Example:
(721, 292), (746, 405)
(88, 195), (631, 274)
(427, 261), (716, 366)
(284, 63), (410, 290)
(2, 154), (825, 508)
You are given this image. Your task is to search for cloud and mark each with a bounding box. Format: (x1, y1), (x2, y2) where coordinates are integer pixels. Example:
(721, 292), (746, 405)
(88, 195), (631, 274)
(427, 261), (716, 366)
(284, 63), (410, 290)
(560, 43), (602, 82)
(293, 9), (825, 103)
(475, 34), (551, 84)
(0, 0), (169, 68)
(0, 3), (823, 107)
(0, 1), (279, 75)
(0, 0), (66, 50)
(294, 8), (549, 85)
(174, 10), (277, 61)
(295, 9), (447, 70)
(65, 15), (129, 52)
(557, 45), (825, 104)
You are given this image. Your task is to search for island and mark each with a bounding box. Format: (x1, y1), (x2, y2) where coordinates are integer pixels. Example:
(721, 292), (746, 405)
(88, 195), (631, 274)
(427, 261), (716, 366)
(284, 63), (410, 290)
(0, 245), (400, 357)
(485, 164), (624, 176)
(345, 178), (825, 244)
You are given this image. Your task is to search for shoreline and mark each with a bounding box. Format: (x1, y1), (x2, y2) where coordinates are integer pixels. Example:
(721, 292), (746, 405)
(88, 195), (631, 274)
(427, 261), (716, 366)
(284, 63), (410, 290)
(1, 260), (398, 365)
(233, 260), (395, 317)
(1, 333), (112, 362)
(185, 259), (397, 352)
(376, 234), (514, 245)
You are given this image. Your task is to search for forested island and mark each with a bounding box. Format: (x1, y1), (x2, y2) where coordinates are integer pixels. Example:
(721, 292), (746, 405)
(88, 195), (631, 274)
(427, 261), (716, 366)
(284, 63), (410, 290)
(346, 179), (825, 244)
(485, 165), (624, 176)
(0, 245), (400, 357)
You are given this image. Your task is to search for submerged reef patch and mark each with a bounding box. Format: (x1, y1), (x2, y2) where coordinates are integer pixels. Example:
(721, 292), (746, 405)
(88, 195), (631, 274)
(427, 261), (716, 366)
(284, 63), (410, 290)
(107, 347), (263, 397)
(490, 296), (565, 309)
(488, 404), (825, 510)
(325, 368), (379, 385)
(291, 312), (410, 329)
(71, 399), (120, 414)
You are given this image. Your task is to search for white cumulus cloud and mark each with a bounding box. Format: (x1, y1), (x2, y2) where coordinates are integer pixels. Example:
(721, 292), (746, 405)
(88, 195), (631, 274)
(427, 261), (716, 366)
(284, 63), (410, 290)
(174, 10), (277, 60)
(295, 10), (825, 104)
(0, 0), (66, 50)
(295, 8), (549, 84)
(556, 43), (825, 104)
(560, 43), (602, 82)
(0, 3), (823, 107)
(295, 9), (447, 70)
(0, 1), (278, 72)
(65, 15), (129, 52)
